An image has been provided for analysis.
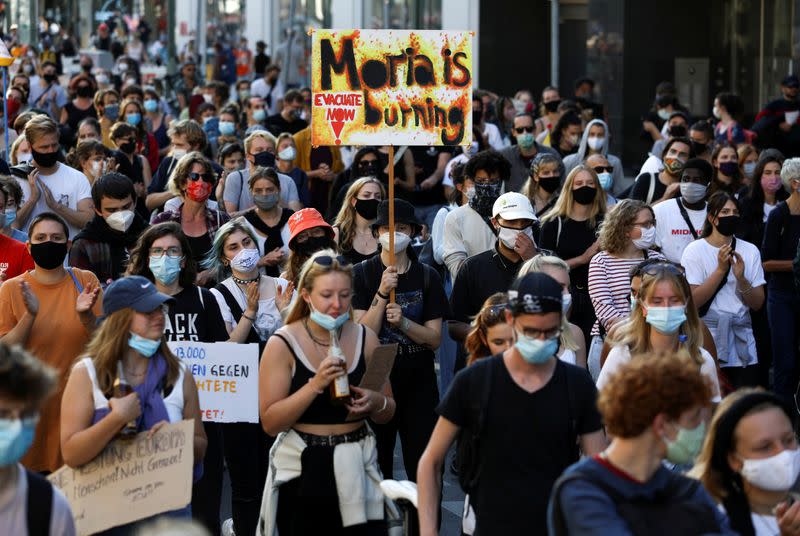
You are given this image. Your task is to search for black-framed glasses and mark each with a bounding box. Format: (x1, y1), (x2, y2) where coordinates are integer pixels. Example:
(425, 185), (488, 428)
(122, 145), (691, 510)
(188, 172), (216, 184)
(149, 246), (183, 258)
(592, 166), (613, 173)
(642, 262), (685, 278)
(514, 126), (535, 134)
(313, 255), (351, 267)
(518, 325), (563, 340)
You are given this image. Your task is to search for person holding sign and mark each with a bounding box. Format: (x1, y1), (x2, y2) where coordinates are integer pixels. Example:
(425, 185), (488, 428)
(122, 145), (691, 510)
(206, 218), (293, 536)
(353, 199), (449, 482)
(60, 276), (207, 531)
(0, 343), (76, 536)
(259, 249), (395, 535)
(126, 222), (230, 535)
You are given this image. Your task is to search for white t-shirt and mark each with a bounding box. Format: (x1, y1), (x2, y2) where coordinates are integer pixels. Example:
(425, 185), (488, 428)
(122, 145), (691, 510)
(0, 464), (76, 536)
(483, 122), (506, 151)
(681, 238), (766, 318)
(652, 198), (706, 264)
(751, 513), (779, 536)
(241, 216), (292, 260)
(598, 345), (721, 402)
(211, 277), (293, 341)
(15, 162), (92, 239)
(763, 203), (777, 223)
(442, 153), (470, 188)
(441, 204), (497, 280)
(250, 77), (285, 115)
(639, 153), (664, 175)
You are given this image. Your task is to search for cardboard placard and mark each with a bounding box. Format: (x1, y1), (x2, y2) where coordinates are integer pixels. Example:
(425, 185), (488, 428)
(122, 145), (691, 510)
(168, 341), (260, 423)
(311, 29), (473, 147)
(359, 343), (398, 391)
(48, 420), (194, 536)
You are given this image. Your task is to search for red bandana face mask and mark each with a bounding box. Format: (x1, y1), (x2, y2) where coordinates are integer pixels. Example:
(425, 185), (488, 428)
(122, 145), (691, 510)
(186, 180), (212, 203)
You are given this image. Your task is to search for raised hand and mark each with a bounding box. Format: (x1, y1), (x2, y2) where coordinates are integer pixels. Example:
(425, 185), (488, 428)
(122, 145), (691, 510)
(76, 280), (100, 314)
(19, 281), (39, 316)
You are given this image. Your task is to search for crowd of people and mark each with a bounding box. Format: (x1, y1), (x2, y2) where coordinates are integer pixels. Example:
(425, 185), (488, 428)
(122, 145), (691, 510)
(3, 17), (800, 536)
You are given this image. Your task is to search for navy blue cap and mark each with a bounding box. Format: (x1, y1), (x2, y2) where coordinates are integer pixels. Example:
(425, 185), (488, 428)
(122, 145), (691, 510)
(782, 74), (800, 88)
(102, 276), (175, 317)
(508, 272), (563, 315)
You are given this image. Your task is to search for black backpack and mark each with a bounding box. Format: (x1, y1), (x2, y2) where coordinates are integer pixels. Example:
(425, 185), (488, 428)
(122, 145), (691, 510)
(550, 467), (721, 536)
(27, 469), (53, 535)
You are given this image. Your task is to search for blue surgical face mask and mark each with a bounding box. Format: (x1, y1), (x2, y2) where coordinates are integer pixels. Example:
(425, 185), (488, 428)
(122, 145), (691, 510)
(0, 416), (37, 466)
(253, 109), (267, 122)
(143, 99), (159, 113)
(514, 330), (559, 364)
(126, 112), (142, 126)
(104, 103), (120, 121)
(644, 305), (687, 334)
(630, 293), (637, 311)
(219, 121), (236, 136)
(128, 332), (161, 358)
(598, 172), (613, 191)
(309, 303), (349, 332)
(149, 255), (183, 285)
(2, 208), (15, 228)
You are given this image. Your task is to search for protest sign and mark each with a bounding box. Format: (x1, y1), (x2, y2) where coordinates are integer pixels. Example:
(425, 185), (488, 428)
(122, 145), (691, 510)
(311, 29), (473, 147)
(48, 420), (194, 536)
(168, 341), (259, 423)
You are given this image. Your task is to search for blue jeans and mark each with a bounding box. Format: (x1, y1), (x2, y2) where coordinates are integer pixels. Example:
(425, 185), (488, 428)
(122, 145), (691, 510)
(767, 287), (800, 402)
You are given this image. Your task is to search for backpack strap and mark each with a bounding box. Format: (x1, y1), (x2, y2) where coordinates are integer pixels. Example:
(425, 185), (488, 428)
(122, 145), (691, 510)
(215, 283), (260, 343)
(646, 173), (657, 205)
(699, 237), (736, 317)
(26, 469), (53, 536)
(66, 267), (84, 293)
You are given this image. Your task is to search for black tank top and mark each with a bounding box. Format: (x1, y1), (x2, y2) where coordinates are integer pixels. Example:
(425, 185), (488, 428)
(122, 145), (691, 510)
(276, 325), (367, 424)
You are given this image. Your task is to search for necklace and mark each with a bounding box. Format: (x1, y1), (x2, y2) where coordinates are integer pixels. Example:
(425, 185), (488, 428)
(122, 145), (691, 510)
(232, 274), (260, 285)
(303, 319), (330, 347)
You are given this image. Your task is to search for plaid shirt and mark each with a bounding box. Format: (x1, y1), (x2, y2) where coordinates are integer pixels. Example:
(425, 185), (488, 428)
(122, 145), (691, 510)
(152, 203), (231, 241)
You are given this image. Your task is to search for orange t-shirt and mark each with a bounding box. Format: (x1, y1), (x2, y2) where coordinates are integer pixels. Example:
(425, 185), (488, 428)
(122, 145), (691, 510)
(0, 268), (103, 472)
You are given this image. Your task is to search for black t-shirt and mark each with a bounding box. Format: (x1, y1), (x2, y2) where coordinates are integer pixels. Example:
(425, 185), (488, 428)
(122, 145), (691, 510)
(164, 285), (229, 342)
(186, 233), (212, 269)
(265, 113), (308, 136)
(438, 355), (602, 534)
(630, 172), (667, 204)
(409, 146), (452, 206)
(352, 255), (449, 345)
(762, 202), (800, 291)
(538, 216), (602, 288)
(450, 246), (522, 324)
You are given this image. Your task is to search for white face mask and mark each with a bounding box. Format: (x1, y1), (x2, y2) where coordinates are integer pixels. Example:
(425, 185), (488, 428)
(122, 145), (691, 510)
(632, 225), (656, 250)
(230, 247), (261, 273)
(278, 146), (297, 161)
(105, 209), (135, 232)
(16, 152), (31, 163)
(562, 292), (572, 314)
(740, 448), (800, 491)
(680, 182), (708, 204)
(712, 106), (721, 119)
(172, 148), (187, 160)
(90, 160), (103, 177)
(497, 226), (533, 250)
(379, 232), (411, 254)
(587, 136), (604, 151)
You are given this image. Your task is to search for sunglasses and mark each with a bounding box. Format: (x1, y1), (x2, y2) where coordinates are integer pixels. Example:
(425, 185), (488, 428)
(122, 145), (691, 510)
(313, 255), (351, 267)
(514, 126), (535, 134)
(642, 263), (685, 278)
(188, 172), (216, 184)
(481, 303), (509, 323)
(593, 166), (613, 173)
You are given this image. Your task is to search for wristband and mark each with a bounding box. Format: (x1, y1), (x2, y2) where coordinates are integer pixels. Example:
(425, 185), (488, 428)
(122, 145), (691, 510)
(242, 313), (255, 323)
(376, 290), (389, 300)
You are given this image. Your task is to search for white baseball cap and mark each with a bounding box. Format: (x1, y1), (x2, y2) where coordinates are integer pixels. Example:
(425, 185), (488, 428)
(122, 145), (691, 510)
(492, 192), (537, 221)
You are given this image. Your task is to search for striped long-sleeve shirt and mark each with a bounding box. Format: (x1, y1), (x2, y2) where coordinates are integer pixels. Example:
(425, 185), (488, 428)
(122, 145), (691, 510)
(588, 250), (664, 336)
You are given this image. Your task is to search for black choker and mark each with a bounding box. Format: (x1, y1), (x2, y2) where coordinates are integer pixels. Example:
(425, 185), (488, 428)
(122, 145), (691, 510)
(232, 275), (260, 285)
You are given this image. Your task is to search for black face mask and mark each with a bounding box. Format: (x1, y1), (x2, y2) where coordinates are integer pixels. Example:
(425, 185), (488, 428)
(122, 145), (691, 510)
(356, 160), (380, 177)
(669, 125), (687, 137)
(32, 148), (60, 168)
(354, 198), (379, 220)
(253, 151), (276, 168)
(43, 73), (58, 84)
(572, 186), (597, 205)
(469, 182), (502, 217)
(538, 176), (561, 194)
(119, 140), (137, 154)
(30, 241), (68, 269)
(715, 215), (740, 237)
(76, 85), (94, 98)
(691, 141), (707, 155)
(544, 100), (561, 113)
(295, 235), (332, 257)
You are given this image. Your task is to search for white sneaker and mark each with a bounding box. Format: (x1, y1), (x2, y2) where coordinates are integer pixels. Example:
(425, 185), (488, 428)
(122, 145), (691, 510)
(222, 518), (236, 536)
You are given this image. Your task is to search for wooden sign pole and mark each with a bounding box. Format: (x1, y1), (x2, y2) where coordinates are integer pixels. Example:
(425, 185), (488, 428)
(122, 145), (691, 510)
(388, 145), (396, 303)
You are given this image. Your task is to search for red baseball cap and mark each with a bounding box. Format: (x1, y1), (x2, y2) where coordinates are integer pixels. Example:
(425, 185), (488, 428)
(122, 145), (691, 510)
(287, 208), (334, 248)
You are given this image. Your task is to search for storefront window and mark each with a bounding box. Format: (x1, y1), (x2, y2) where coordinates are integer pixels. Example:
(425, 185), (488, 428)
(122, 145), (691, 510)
(275, 0), (332, 88)
(363, 0), (441, 30)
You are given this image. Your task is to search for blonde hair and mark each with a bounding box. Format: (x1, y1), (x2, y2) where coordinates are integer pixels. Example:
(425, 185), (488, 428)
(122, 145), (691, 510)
(608, 265), (704, 365)
(540, 165), (606, 227)
(276, 132), (295, 151)
(9, 135), (27, 165)
(244, 131), (277, 154)
(23, 114), (59, 146)
(83, 308), (180, 395)
(598, 199), (653, 255)
(333, 177), (385, 251)
(284, 249), (354, 325)
(168, 151), (214, 198)
(517, 255), (579, 352)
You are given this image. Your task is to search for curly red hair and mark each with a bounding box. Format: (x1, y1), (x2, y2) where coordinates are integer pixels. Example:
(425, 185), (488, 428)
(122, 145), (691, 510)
(598, 352), (712, 438)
